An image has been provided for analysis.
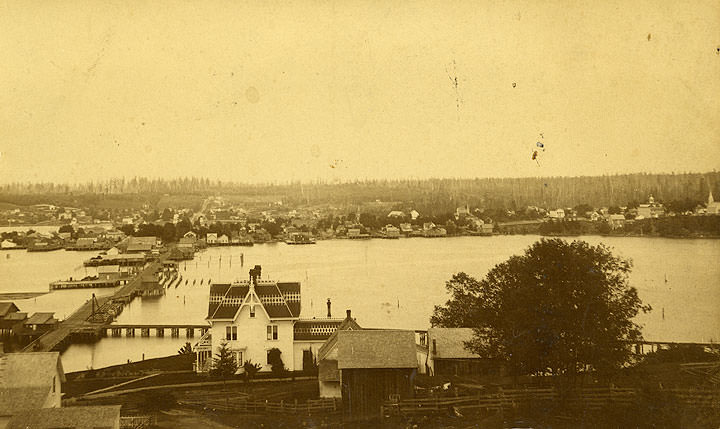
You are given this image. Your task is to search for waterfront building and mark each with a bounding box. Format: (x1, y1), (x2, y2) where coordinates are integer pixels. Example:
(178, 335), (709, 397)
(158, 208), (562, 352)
(195, 265), (346, 374)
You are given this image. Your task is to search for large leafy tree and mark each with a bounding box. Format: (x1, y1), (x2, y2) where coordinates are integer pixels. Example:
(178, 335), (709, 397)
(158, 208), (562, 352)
(431, 238), (651, 378)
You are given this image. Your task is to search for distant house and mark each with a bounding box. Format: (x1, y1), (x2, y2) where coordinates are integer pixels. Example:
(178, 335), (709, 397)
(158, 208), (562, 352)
(0, 240), (18, 249)
(455, 205), (470, 219)
(547, 209), (565, 219)
(0, 303), (20, 320)
(399, 223), (413, 235)
(5, 405), (121, 429)
(608, 214), (626, 229)
(422, 222), (435, 231)
(0, 352), (65, 425)
(206, 233), (218, 245)
(426, 328), (504, 377)
(347, 228), (361, 238)
(178, 237), (196, 249)
(333, 330), (418, 420)
(0, 312), (27, 338)
(637, 195), (665, 218)
(218, 234), (229, 245)
(125, 236), (156, 254)
(410, 210), (420, 220)
(480, 223), (494, 235)
(0, 303), (20, 337)
(387, 211), (405, 218)
(183, 231), (198, 240)
(383, 225), (400, 238)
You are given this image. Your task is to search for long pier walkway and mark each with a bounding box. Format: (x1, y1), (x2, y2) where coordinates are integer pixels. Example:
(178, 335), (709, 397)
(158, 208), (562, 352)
(24, 252), (207, 352)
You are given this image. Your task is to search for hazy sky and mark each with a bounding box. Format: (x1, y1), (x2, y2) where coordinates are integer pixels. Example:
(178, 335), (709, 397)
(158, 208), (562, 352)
(0, 0), (718, 184)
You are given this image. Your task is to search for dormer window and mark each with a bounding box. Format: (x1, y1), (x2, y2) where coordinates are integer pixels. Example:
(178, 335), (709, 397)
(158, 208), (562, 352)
(250, 305), (256, 318)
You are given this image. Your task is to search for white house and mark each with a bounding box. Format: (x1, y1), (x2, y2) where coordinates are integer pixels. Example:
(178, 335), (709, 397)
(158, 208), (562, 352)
(195, 265), (346, 374)
(547, 209), (565, 219)
(206, 233), (218, 245)
(410, 210), (420, 220)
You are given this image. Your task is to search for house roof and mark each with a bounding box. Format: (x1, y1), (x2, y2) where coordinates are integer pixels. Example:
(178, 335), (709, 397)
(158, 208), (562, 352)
(0, 352), (65, 390)
(4, 312), (27, 321)
(6, 405), (121, 429)
(336, 330), (417, 369)
(25, 312), (56, 325)
(427, 328), (480, 359)
(207, 280), (300, 320)
(293, 319), (344, 341)
(0, 302), (20, 317)
(0, 387), (51, 416)
(317, 314), (362, 360)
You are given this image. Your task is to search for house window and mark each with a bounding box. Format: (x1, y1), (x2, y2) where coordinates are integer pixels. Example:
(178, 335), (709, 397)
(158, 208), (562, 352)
(234, 351), (243, 366)
(232, 326), (237, 340)
(266, 325), (278, 340)
(225, 326), (232, 341)
(250, 306), (255, 318)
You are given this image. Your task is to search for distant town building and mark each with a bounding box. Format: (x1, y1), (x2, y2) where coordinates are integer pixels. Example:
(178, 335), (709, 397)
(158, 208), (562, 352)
(0, 240), (18, 249)
(637, 195), (665, 218)
(608, 214), (626, 229)
(410, 210), (420, 220)
(455, 205), (470, 219)
(547, 209), (565, 219)
(386, 210), (404, 218)
(707, 191), (720, 215)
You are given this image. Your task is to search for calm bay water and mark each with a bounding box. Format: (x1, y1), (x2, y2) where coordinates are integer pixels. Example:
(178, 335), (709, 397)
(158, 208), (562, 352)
(1, 236), (718, 372)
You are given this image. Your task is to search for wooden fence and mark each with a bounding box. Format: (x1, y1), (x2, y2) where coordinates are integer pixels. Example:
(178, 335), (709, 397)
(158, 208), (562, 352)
(179, 396), (340, 415)
(382, 387), (720, 417)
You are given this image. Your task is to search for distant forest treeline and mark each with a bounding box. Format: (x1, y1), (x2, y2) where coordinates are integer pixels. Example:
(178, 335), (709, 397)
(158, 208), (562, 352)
(0, 172), (718, 213)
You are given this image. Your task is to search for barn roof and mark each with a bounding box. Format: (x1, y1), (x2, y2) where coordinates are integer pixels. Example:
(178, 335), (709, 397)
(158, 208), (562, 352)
(336, 330), (416, 369)
(0, 352), (65, 389)
(427, 328), (480, 359)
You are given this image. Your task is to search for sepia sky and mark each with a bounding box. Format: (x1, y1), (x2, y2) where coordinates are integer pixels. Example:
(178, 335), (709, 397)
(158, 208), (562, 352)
(0, 0), (718, 184)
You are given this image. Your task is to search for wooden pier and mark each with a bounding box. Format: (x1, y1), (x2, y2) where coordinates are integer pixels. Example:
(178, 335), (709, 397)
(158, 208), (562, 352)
(23, 250), (202, 352)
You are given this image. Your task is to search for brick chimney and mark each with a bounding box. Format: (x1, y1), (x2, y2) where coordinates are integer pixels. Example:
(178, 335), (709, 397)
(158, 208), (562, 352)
(346, 309), (352, 320)
(326, 298), (331, 318)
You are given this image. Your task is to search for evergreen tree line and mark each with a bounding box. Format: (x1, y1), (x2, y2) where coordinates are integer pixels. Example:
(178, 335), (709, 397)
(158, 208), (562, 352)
(0, 172), (718, 212)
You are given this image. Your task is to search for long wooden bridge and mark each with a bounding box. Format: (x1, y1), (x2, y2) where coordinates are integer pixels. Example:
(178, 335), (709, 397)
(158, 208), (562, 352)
(23, 252), (192, 352)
